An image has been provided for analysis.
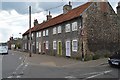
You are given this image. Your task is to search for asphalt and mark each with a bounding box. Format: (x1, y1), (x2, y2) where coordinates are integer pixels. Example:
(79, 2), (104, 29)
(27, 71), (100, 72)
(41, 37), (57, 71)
(2, 50), (119, 79)
(14, 50), (108, 68)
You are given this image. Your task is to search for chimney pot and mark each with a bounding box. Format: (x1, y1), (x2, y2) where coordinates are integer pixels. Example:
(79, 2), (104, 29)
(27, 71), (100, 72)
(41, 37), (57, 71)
(46, 11), (52, 21)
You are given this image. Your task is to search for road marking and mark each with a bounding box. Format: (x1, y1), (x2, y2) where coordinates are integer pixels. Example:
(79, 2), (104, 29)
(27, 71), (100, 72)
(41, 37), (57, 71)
(7, 76), (13, 78)
(19, 57), (22, 60)
(16, 63), (24, 71)
(65, 76), (80, 80)
(65, 76), (76, 78)
(16, 75), (21, 78)
(25, 63), (28, 67)
(86, 70), (112, 79)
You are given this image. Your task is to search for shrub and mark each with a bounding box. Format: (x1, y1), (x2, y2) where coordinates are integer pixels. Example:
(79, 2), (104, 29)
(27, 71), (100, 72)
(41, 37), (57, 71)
(92, 54), (100, 60)
(104, 52), (111, 58)
(84, 54), (93, 61)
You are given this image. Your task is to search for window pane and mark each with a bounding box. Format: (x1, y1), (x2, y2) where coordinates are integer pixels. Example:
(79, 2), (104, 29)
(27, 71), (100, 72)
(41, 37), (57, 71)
(72, 40), (78, 52)
(65, 24), (70, 32)
(39, 32), (41, 37)
(58, 26), (61, 33)
(46, 30), (48, 36)
(46, 41), (49, 49)
(36, 42), (39, 49)
(53, 41), (56, 49)
(72, 22), (77, 31)
(43, 31), (45, 36)
(53, 27), (56, 34)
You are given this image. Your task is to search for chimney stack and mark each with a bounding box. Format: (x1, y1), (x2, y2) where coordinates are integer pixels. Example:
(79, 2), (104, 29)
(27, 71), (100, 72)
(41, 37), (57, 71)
(63, 1), (72, 14)
(46, 11), (52, 21)
(117, 1), (120, 17)
(34, 19), (38, 26)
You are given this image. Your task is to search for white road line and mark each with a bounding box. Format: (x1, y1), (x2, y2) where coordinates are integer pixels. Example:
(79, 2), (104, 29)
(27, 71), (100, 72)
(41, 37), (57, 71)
(65, 76), (77, 78)
(16, 75), (21, 78)
(7, 54), (28, 78)
(82, 72), (102, 76)
(19, 57), (22, 60)
(86, 70), (112, 79)
(7, 76), (13, 78)
(16, 63), (24, 71)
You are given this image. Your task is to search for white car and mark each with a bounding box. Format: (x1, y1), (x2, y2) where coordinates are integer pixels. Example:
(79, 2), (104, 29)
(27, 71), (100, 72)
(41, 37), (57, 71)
(0, 43), (8, 55)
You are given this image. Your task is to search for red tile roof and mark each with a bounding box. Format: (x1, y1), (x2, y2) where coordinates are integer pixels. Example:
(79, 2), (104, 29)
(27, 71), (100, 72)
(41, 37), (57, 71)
(23, 2), (92, 36)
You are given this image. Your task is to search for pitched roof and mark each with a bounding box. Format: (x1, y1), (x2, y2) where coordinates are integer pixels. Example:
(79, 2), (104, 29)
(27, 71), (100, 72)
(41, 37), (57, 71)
(23, 2), (92, 36)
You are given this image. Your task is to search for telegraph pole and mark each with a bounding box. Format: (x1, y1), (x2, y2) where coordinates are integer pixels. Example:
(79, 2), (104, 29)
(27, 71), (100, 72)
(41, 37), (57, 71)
(29, 6), (32, 57)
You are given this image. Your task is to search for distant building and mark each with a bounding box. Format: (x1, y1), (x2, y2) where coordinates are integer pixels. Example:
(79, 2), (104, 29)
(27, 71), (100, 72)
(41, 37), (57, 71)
(22, 2), (120, 60)
(7, 37), (22, 50)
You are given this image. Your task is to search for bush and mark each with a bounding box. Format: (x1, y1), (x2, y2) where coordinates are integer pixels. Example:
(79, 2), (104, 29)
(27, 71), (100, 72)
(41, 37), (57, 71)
(104, 52), (111, 58)
(84, 54), (93, 61)
(94, 50), (111, 59)
(92, 54), (100, 60)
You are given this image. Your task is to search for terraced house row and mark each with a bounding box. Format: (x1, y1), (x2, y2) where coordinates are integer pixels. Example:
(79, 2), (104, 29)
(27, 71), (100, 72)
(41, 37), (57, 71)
(22, 1), (120, 60)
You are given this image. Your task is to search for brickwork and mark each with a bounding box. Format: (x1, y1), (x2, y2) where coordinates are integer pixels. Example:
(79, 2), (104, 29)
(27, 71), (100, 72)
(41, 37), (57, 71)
(83, 2), (120, 54)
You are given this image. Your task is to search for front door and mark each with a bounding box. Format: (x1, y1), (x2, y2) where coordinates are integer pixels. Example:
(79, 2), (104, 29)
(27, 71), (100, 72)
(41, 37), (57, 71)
(39, 42), (41, 53)
(57, 41), (62, 55)
(43, 42), (46, 53)
(66, 40), (71, 57)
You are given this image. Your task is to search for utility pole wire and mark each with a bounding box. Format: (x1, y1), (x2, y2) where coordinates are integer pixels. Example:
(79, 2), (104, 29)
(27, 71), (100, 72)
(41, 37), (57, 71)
(0, 3), (65, 21)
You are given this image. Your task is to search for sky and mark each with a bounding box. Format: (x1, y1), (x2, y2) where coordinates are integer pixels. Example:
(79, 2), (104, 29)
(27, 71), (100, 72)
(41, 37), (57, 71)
(0, 0), (119, 43)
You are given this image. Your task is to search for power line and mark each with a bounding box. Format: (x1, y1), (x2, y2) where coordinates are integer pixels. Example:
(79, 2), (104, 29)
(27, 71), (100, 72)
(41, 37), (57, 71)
(0, 3), (65, 21)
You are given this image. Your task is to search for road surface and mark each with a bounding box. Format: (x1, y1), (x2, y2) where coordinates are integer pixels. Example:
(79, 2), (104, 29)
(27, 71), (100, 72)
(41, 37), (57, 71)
(2, 50), (120, 80)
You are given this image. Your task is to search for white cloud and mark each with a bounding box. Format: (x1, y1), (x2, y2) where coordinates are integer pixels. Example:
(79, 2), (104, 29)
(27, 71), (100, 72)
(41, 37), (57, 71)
(0, 9), (58, 42)
(0, 1), (118, 43)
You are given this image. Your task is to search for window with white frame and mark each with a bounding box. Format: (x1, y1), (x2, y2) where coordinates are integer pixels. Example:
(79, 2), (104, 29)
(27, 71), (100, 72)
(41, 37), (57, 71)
(53, 41), (56, 49)
(46, 29), (48, 36)
(39, 31), (41, 37)
(72, 40), (78, 52)
(36, 42), (39, 49)
(43, 30), (45, 36)
(46, 41), (49, 49)
(58, 26), (61, 33)
(53, 27), (56, 34)
(36, 32), (39, 38)
(24, 35), (27, 40)
(25, 43), (27, 49)
(32, 33), (34, 38)
(28, 43), (30, 50)
(65, 24), (70, 32)
(72, 22), (78, 31)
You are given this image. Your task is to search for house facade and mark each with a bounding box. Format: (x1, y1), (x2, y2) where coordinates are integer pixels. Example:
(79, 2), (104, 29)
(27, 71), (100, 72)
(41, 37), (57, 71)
(22, 2), (120, 60)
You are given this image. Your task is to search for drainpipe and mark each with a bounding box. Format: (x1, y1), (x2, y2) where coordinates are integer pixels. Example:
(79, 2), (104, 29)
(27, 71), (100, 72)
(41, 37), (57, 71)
(81, 16), (84, 61)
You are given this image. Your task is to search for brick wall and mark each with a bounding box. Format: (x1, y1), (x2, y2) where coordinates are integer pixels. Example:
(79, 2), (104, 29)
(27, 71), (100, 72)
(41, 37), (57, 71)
(84, 2), (120, 54)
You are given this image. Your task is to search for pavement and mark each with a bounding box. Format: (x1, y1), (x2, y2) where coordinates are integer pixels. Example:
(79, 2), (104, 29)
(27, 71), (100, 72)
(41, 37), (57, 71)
(14, 50), (108, 68)
(0, 55), (3, 80)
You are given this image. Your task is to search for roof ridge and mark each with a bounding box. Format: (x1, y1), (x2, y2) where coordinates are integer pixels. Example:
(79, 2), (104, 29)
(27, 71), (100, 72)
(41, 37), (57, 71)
(23, 2), (92, 36)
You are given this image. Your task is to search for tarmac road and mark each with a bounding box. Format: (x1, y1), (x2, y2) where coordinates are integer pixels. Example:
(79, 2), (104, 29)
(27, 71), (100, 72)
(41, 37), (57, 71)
(1, 50), (120, 80)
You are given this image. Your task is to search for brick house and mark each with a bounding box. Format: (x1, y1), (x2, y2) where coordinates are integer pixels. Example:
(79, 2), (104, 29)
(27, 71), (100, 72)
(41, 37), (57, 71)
(22, 2), (120, 60)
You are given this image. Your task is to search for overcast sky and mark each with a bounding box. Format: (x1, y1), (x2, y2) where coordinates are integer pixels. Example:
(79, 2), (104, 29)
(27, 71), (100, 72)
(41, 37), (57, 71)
(0, 0), (119, 43)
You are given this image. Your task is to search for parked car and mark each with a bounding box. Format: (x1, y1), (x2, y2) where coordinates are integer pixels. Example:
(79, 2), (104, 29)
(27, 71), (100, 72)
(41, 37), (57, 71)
(0, 43), (8, 55)
(108, 50), (120, 67)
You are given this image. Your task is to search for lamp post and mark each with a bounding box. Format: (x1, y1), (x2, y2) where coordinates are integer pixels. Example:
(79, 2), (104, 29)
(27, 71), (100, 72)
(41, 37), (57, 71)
(29, 6), (32, 57)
